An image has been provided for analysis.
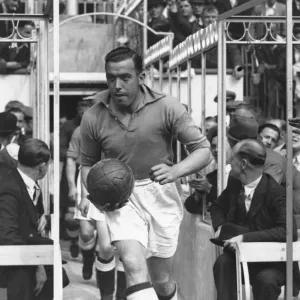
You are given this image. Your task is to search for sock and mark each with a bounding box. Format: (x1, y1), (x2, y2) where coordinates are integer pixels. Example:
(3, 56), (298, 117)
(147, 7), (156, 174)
(157, 283), (177, 300)
(95, 256), (115, 296)
(126, 282), (159, 300)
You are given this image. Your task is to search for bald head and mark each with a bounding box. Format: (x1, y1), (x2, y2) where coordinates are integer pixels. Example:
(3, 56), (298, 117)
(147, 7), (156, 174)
(233, 139), (266, 167)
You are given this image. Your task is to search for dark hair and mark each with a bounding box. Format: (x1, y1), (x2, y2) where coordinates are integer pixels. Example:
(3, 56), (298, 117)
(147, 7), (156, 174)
(105, 47), (143, 74)
(236, 139), (266, 167)
(258, 123), (280, 140)
(205, 116), (217, 122)
(18, 138), (51, 167)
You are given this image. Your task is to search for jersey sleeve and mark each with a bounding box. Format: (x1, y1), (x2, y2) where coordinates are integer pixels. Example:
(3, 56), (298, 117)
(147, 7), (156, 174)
(66, 126), (81, 160)
(80, 111), (102, 166)
(165, 99), (211, 153)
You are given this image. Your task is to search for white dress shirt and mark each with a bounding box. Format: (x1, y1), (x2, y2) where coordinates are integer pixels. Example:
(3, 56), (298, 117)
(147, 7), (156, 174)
(294, 154), (300, 171)
(17, 168), (39, 205)
(244, 175), (263, 212)
(265, 2), (276, 16)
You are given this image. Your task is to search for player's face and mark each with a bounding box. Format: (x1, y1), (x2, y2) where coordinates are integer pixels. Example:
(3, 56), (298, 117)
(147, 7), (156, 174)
(106, 59), (142, 109)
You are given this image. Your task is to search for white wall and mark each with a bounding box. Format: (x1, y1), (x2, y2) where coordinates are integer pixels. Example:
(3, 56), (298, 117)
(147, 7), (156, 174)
(0, 75), (31, 112)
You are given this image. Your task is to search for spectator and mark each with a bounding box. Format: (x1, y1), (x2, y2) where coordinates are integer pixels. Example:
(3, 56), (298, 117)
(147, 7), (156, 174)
(23, 105), (33, 139)
(215, 0), (253, 40)
(0, 112), (19, 167)
(168, 0), (200, 46)
(192, 5), (244, 80)
(267, 119), (286, 155)
(190, 0), (206, 26)
(148, 0), (170, 47)
(293, 0), (300, 16)
(250, 0), (286, 40)
(227, 116), (300, 214)
(258, 123), (281, 149)
(4, 100), (24, 112)
(293, 130), (300, 171)
(0, 0), (25, 38)
(6, 107), (25, 131)
(0, 138), (69, 300)
(211, 139), (300, 300)
(0, 21), (34, 74)
(205, 116), (217, 134)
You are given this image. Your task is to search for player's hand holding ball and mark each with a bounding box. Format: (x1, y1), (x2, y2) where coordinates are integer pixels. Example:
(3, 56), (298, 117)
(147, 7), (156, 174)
(149, 163), (179, 185)
(86, 159), (135, 212)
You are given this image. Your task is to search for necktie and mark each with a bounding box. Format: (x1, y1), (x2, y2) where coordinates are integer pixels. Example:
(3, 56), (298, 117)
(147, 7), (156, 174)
(33, 183), (40, 206)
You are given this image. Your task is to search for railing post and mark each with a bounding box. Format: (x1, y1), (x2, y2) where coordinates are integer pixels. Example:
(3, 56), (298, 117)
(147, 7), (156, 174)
(286, 0), (294, 299)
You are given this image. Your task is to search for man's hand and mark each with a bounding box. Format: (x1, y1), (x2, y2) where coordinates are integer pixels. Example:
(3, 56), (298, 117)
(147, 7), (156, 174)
(224, 235), (243, 251)
(189, 177), (212, 194)
(37, 214), (47, 234)
(289, 117), (300, 130)
(68, 186), (78, 202)
(34, 265), (47, 296)
(149, 164), (179, 185)
(79, 198), (90, 217)
(232, 65), (244, 80)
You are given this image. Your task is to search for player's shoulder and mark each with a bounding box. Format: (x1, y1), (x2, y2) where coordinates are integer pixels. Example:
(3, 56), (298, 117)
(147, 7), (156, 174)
(83, 90), (110, 119)
(143, 84), (182, 108)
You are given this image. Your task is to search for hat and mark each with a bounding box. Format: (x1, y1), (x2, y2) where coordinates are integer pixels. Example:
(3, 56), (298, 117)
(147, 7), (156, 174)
(226, 100), (245, 112)
(206, 125), (218, 144)
(23, 106), (33, 119)
(0, 112), (18, 133)
(227, 116), (259, 142)
(210, 223), (250, 247)
(148, 0), (167, 9)
(5, 100), (25, 112)
(214, 90), (236, 103)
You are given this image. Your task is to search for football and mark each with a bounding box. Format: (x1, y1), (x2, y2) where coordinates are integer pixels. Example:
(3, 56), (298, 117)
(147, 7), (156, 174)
(86, 158), (135, 211)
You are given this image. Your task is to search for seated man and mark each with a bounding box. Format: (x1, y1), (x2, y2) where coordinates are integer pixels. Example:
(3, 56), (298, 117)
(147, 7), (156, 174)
(211, 139), (300, 300)
(0, 138), (69, 300)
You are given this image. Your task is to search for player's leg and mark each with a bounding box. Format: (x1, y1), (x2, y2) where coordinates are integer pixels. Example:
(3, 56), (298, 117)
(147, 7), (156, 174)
(148, 256), (177, 300)
(94, 220), (115, 300)
(78, 219), (97, 280)
(116, 257), (127, 300)
(114, 240), (159, 300)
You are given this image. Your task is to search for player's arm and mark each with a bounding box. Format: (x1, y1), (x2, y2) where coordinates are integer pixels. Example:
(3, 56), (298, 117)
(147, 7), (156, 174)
(66, 127), (81, 202)
(79, 111), (102, 215)
(150, 104), (212, 184)
(79, 166), (92, 217)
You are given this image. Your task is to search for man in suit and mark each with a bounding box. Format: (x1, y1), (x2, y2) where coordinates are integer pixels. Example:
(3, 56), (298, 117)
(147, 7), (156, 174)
(211, 139), (300, 300)
(227, 115), (300, 215)
(0, 138), (69, 300)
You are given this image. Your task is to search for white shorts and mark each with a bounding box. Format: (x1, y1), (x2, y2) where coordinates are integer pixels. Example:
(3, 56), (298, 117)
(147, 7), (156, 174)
(105, 179), (184, 258)
(74, 170), (105, 222)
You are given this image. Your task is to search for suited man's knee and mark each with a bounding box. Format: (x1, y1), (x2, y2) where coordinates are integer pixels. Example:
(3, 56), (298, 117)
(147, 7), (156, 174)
(253, 269), (285, 291)
(214, 253), (236, 276)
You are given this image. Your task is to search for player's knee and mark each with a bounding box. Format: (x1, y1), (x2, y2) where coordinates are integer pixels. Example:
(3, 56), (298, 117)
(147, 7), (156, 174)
(80, 227), (95, 243)
(97, 243), (114, 260)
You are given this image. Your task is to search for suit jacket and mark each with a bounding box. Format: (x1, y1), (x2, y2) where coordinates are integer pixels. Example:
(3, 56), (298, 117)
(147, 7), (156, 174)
(0, 163), (45, 246)
(210, 173), (300, 294)
(0, 147), (18, 168)
(264, 147), (300, 215)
